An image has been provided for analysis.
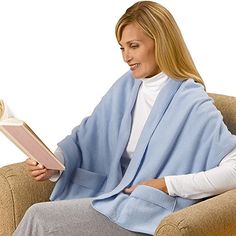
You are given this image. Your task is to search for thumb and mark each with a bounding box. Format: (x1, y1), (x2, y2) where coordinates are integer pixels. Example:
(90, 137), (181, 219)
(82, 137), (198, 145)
(123, 186), (135, 194)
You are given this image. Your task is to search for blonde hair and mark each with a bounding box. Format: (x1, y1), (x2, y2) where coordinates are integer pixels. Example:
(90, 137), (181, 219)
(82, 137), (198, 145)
(115, 1), (205, 87)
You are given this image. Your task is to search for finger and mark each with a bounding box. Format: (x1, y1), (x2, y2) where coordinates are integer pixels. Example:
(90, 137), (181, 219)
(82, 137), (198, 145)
(123, 186), (135, 194)
(123, 188), (131, 194)
(25, 159), (44, 169)
(28, 163), (45, 171)
(28, 165), (44, 171)
(34, 172), (47, 181)
(31, 168), (47, 178)
(37, 163), (44, 169)
(25, 158), (38, 166)
(25, 159), (41, 171)
(35, 169), (54, 181)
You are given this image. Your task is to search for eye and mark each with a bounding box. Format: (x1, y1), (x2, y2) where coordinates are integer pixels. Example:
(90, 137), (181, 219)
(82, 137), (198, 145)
(120, 47), (124, 51)
(130, 44), (139, 49)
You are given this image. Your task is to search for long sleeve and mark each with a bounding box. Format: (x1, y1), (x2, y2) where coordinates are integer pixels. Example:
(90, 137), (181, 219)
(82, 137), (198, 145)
(165, 146), (236, 199)
(49, 147), (65, 182)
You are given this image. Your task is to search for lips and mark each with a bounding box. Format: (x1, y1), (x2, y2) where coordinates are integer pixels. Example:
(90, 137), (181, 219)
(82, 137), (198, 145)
(129, 63), (139, 71)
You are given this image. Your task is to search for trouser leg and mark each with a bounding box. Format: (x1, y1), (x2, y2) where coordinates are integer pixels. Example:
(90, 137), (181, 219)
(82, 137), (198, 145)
(13, 198), (149, 236)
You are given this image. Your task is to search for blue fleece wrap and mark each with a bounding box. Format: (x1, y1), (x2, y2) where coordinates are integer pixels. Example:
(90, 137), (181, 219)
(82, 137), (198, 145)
(50, 71), (236, 235)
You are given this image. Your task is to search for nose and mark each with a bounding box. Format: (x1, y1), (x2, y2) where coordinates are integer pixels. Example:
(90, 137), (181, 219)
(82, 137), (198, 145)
(123, 50), (132, 63)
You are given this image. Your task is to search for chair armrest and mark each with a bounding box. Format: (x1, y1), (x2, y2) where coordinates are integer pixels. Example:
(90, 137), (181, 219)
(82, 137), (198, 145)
(0, 162), (55, 236)
(155, 189), (236, 235)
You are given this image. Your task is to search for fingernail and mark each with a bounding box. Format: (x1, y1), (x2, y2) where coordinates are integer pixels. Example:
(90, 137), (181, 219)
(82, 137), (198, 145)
(38, 164), (44, 169)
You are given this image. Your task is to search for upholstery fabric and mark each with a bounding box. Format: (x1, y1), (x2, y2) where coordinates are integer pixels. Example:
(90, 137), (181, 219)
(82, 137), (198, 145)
(155, 189), (236, 236)
(0, 163), (54, 236)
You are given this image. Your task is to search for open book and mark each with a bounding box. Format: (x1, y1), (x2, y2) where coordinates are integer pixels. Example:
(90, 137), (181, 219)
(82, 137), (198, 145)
(0, 100), (65, 170)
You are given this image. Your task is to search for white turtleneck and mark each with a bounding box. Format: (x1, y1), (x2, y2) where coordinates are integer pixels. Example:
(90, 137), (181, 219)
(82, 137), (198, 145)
(125, 72), (169, 156)
(125, 72), (236, 199)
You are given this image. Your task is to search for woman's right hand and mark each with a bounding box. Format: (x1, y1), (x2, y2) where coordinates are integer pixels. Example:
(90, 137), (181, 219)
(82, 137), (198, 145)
(25, 158), (59, 181)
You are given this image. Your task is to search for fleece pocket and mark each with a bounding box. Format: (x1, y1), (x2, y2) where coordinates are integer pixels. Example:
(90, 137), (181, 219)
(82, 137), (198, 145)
(72, 168), (107, 191)
(116, 185), (177, 234)
(130, 185), (176, 211)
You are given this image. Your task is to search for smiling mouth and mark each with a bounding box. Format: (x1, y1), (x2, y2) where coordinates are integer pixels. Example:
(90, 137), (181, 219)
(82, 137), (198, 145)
(130, 63), (140, 71)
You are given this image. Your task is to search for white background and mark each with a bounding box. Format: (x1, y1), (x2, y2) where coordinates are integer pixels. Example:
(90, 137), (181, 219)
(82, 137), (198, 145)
(0, 0), (235, 167)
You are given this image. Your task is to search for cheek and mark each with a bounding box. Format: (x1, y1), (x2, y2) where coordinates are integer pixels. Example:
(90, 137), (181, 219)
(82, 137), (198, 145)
(121, 53), (126, 61)
(146, 49), (156, 65)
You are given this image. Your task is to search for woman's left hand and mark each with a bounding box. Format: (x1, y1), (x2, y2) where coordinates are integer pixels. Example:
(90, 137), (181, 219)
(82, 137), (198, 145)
(123, 178), (168, 194)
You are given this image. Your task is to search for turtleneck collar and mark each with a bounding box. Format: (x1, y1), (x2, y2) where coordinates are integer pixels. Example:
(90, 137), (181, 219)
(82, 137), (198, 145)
(140, 72), (169, 92)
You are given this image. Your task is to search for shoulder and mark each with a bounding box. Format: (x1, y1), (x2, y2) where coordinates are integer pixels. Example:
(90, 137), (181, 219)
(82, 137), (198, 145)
(176, 78), (221, 118)
(102, 70), (139, 99)
(179, 79), (207, 97)
(93, 70), (140, 111)
(177, 78), (212, 103)
(110, 70), (136, 91)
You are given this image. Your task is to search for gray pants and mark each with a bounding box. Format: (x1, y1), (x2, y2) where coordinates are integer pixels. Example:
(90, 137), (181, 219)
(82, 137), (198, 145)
(13, 198), (150, 236)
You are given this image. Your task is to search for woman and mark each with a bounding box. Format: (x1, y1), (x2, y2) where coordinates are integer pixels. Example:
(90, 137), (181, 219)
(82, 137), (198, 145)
(13, 1), (236, 235)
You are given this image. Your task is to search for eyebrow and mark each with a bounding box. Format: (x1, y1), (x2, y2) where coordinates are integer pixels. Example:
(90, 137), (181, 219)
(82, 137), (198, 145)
(119, 40), (141, 46)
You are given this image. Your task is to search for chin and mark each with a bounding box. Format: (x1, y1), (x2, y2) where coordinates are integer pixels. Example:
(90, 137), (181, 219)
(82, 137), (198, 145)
(131, 71), (144, 80)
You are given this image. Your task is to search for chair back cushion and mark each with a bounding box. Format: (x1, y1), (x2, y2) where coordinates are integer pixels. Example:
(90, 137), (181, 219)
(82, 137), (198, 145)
(208, 93), (236, 135)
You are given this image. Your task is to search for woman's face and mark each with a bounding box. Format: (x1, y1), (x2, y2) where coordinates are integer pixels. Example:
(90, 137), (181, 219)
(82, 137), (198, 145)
(119, 22), (160, 79)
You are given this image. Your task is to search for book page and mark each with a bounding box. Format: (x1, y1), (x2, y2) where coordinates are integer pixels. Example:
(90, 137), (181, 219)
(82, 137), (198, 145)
(0, 100), (15, 120)
(0, 100), (5, 120)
